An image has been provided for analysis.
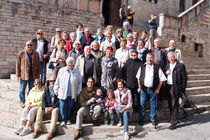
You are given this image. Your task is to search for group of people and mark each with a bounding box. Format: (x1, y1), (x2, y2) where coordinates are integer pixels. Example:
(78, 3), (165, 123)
(15, 21), (187, 140)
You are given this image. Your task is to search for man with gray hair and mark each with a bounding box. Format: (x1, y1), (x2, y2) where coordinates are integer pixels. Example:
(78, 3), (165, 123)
(79, 27), (94, 49)
(165, 52), (187, 130)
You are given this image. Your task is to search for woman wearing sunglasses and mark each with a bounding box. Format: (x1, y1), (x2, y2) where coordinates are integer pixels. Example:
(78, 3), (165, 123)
(15, 78), (45, 136)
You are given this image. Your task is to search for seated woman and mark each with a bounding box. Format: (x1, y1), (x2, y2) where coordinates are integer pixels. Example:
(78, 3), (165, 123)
(32, 75), (59, 140)
(114, 79), (133, 140)
(15, 78), (45, 136)
(50, 39), (68, 77)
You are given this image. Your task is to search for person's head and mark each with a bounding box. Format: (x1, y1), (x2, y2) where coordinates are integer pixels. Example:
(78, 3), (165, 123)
(84, 28), (90, 37)
(131, 50), (138, 60)
(169, 40), (176, 49)
(146, 53), (154, 65)
(106, 89), (114, 99)
(91, 41), (100, 51)
(86, 77), (95, 88)
(97, 28), (103, 37)
(66, 57), (75, 70)
(154, 38), (161, 48)
(70, 32), (77, 42)
(141, 30), (148, 39)
(25, 40), (34, 53)
(62, 31), (69, 40)
(106, 25), (113, 33)
(116, 28), (123, 37)
(151, 14), (156, 19)
(120, 38), (127, 49)
(127, 5), (132, 10)
(76, 23), (83, 31)
(58, 39), (66, 48)
(96, 88), (103, 96)
(36, 29), (45, 40)
(167, 52), (176, 64)
(117, 79), (125, 91)
(123, 21), (130, 30)
(34, 78), (42, 90)
(73, 41), (81, 50)
(84, 46), (91, 56)
(105, 46), (113, 58)
(127, 33), (133, 42)
(105, 32), (112, 42)
(132, 30), (139, 40)
(48, 75), (56, 87)
(137, 39), (145, 49)
(121, 5), (125, 8)
(55, 28), (62, 37)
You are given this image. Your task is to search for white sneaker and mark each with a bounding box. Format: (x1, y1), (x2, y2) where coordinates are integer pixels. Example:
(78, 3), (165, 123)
(104, 120), (108, 125)
(124, 133), (129, 140)
(60, 122), (65, 126)
(14, 127), (23, 135)
(117, 121), (123, 127)
(19, 127), (31, 136)
(67, 120), (71, 125)
(110, 120), (114, 126)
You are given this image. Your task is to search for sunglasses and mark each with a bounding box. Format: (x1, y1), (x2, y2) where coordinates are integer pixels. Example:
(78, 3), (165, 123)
(131, 55), (137, 56)
(37, 33), (43, 35)
(49, 80), (56, 83)
(27, 44), (33, 47)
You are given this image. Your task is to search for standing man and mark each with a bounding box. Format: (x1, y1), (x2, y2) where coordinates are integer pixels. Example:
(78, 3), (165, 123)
(148, 14), (159, 44)
(119, 5), (126, 27)
(75, 46), (98, 86)
(136, 53), (166, 127)
(79, 28), (94, 50)
(127, 6), (135, 28)
(51, 28), (62, 50)
(32, 29), (52, 85)
(16, 40), (41, 108)
(165, 52), (187, 130)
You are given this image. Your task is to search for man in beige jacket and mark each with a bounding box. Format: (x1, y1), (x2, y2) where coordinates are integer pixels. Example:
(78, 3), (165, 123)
(16, 40), (41, 108)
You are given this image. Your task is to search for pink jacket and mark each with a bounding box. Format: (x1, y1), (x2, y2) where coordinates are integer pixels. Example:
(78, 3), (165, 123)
(104, 97), (117, 110)
(114, 88), (133, 115)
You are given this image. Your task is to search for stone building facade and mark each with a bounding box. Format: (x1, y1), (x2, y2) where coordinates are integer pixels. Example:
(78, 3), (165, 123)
(0, 0), (103, 78)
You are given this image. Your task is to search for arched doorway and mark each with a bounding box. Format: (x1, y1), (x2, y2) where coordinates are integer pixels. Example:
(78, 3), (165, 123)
(102, 0), (121, 26)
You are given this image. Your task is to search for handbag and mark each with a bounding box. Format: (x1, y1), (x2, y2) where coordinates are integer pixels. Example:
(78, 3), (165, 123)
(48, 61), (54, 69)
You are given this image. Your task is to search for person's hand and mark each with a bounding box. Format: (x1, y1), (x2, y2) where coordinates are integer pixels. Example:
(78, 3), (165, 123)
(27, 105), (33, 112)
(44, 107), (49, 114)
(43, 54), (48, 59)
(90, 98), (96, 103)
(120, 108), (125, 113)
(112, 78), (117, 83)
(55, 58), (59, 62)
(55, 92), (58, 96)
(137, 87), (141, 93)
(96, 99), (102, 103)
(166, 69), (171, 75)
(17, 76), (20, 81)
(154, 89), (160, 95)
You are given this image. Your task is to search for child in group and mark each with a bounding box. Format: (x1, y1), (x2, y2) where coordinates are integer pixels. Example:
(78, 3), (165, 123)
(104, 89), (117, 125)
(89, 88), (105, 116)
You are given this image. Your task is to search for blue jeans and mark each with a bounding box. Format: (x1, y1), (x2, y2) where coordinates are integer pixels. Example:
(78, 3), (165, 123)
(40, 62), (46, 85)
(19, 74), (34, 104)
(139, 87), (159, 122)
(59, 96), (75, 123)
(116, 107), (130, 132)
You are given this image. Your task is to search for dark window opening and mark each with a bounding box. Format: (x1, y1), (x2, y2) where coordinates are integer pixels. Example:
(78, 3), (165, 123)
(181, 35), (186, 42)
(194, 43), (203, 58)
(192, 0), (199, 5)
(102, 0), (110, 25)
(179, 0), (186, 12)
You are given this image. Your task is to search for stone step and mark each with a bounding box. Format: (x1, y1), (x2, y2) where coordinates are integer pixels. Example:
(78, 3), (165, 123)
(186, 86), (210, 95)
(187, 80), (210, 88)
(0, 98), (22, 115)
(188, 74), (210, 80)
(186, 65), (210, 69)
(187, 69), (210, 74)
(189, 93), (210, 104)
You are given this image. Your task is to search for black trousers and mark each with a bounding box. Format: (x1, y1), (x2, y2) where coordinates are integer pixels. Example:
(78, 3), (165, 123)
(167, 84), (179, 124)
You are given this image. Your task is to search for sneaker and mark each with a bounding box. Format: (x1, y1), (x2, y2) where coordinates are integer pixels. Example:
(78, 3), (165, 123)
(14, 127), (23, 135)
(19, 127), (31, 136)
(20, 103), (25, 108)
(89, 110), (93, 116)
(124, 133), (129, 140)
(67, 120), (71, 125)
(104, 119), (108, 125)
(117, 121), (123, 127)
(110, 120), (114, 126)
(60, 122), (65, 126)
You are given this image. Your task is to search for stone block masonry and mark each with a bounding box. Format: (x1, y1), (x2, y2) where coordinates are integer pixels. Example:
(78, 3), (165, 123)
(0, 0), (103, 78)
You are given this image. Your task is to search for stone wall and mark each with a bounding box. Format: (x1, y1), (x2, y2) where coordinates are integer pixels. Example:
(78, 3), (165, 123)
(0, 0), (103, 78)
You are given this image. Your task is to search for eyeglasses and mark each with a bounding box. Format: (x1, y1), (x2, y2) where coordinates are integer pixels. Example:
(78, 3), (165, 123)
(35, 83), (42, 85)
(27, 44), (33, 47)
(37, 33), (43, 35)
(49, 80), (56, 83)
(131, 55), (137, 56)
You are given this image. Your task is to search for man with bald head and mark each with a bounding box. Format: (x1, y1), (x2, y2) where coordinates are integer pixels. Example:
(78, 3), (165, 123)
(75, 46), (98, 85)
(79, 27), (94, 50)
(165, 40), (183, 63)
(16, 40), (41, 108)
(165, 52), (187, 130)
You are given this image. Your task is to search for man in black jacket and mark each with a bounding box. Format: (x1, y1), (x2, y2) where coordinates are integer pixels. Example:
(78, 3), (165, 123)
(165, 52), (187, 130)
(122, 50), (142, 111)
(33, 76), (59, 140)
(79, 28), (94, 50)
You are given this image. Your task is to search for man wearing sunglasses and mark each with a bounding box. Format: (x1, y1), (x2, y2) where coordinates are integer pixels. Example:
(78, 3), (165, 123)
(32, 29), (52, 85)
(16, 40), (41, 108)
